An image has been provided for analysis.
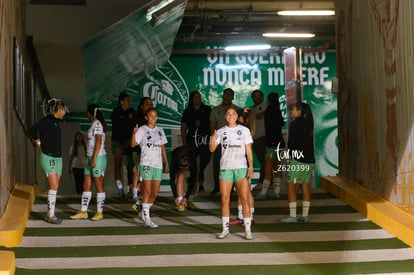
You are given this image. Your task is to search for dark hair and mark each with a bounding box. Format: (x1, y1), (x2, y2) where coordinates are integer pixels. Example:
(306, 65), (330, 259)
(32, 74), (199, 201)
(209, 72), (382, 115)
(117, 92), (130, 105)
(137, 97), (152, 114)
(291, 102), (314, 138)
(223, 88), (234, 96)
(47, 98), (68, 115)
(251, 89), (263, 99)
(188, 91), (205, 109)
(72, 131), (86, 157)
(87, 103), (108, 132)
(267, 92), (280, 107)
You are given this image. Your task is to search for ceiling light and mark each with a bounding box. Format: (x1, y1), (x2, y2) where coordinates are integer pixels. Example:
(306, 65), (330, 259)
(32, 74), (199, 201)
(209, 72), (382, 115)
(262, 33), (315, 38)
(224, 44), (271, 51)
(277, 10), (335, 16)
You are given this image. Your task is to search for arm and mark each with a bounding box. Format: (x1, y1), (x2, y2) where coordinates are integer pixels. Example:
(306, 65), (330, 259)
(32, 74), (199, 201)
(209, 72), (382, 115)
(131, 124), (138, 147)
(245, 143), (254, 180)
(91, 134), (102, 168)
(68, 145), (74, 173)
(209, 130), (219, 152)
(161, 144), (169, 173)
(180, 122), (188, 145)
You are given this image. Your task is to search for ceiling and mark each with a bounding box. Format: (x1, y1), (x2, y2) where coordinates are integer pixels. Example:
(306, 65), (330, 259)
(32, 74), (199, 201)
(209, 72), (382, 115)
(25, 0), (336, 111)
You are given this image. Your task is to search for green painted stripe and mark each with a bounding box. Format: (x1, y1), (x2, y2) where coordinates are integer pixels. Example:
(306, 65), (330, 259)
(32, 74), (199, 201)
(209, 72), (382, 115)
(22, 221), (380, 236)
(18, 229), (394, 247)
(9, 238), (408, 258)
(14, 249), (414, 269)
(16, 260), (414, 275)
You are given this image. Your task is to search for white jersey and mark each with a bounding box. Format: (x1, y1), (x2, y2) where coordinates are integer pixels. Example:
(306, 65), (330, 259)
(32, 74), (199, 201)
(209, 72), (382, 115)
(134, 125), (168, 169)
(216, 125), (253, 169)
(87, 119), (106, 157)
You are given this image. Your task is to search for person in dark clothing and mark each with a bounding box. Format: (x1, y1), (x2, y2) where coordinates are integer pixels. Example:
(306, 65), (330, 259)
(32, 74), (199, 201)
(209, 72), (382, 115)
(29, 98), (68, 224)
(169, 145), (194, 211)
(111, 92), (136, 197)
(281, 102), (315, 224)
(255, 92), (285, 200)
(181, 91), (212, 200)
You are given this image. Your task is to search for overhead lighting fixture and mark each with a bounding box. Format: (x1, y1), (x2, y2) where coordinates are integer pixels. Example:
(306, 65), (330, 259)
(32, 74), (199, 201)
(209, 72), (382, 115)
(224, 44), (271, 52)
(263, 33), (315, 38)
(277, 10), (335, 16)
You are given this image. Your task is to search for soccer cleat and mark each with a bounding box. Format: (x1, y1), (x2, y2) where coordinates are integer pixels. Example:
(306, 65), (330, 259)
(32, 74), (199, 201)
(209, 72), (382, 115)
(145, 219), (159, 229)
(186, 201), (197, 210)
(280, 216), (298, 223)
(131, 201), (141, 212)
(267, 193), (280, 199)
(177, 203), (186, 212)
(298, 216), (310, 223)
(70, 211), (88, 220)
(91, 212), (103, 221)
(245, 231), (253, 240)
(216, 230), (230, 239)
(229, 218), (243, 226)
(117, 188), (125, 198)
(45, 215), (62, 224)
(254, 193), (267, 200)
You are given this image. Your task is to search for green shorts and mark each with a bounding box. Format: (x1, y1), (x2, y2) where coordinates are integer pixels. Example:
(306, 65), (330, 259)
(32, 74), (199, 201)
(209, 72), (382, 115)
(84, 155), (107, 177)
(265, 147), (277, 159)
(139, 166), (162, 181)
(220, 168), (248, 183)
(287, 159), (315, 184)
(40, 152), (62, 176)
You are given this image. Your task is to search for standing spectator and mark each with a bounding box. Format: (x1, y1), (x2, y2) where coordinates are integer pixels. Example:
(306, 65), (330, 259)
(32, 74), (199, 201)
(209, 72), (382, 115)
(255, 92), (285, 200)
(68, 132), (87, 194)
(132, 108), (169, 228)
(209, 88), (240, 196)
(181, 91), (212, 200)
(70, 104), (108, 221)
(209, 106), (254, 240)
(281, 102), (315, 223)
(111, 92), (136, 197)
(248, 89), (267, 184)
(29, 98), (68, 224)
(169, 145), (193, 211)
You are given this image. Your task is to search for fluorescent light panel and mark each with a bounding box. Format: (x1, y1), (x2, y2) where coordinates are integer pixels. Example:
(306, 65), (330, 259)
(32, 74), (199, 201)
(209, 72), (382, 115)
(277, 10), (335, 16)
(262, 33), (315, 38)
(224, 44), (271, 51)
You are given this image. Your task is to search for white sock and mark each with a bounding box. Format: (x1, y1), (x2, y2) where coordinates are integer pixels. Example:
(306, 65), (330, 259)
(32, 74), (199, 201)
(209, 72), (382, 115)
(260, 179), (271, 195)
(288, 202), (297, 217)
(47, 189), (57, 217)
(132, 188), (138, 200)
(116, 180), (123, 189)
(142, 203), (151, 222)
(237, 205), (243, 219)
(273, 178), (281, 194)
(302, 201), (311, 217)
(222, 216), (230, 232)
(80, 191), (92, 211)
(250, 207), (255, 220)
(243, 217), (252, 233)
(96, 192), (105, 213)
(178, 196), (183, 203)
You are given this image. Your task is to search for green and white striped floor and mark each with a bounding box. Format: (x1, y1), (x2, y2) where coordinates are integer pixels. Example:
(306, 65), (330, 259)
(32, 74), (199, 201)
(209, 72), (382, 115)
(7, 189), (414, 274)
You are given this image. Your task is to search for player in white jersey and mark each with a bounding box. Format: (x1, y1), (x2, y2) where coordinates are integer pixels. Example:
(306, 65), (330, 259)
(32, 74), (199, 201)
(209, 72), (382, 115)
(209, 106), (254, 240)
(70, 104), (108, 221)
(132, 108), (169, 228)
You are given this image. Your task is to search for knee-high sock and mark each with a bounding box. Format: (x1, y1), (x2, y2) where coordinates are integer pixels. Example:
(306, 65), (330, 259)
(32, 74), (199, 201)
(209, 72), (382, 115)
(80, 191), (92, 211)
(47, 190), (57, 217)
(96, 192), (106, 213)
(302, 201), (311, 217)
(288, 202), (297, 217)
